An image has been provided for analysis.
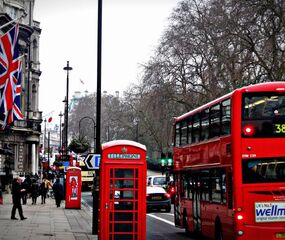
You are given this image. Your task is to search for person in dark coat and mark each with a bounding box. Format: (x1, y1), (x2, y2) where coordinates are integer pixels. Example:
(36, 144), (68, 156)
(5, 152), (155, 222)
(11, 177), (27, 220)
(30, 179), (39, 205)
(21, 176), (31, 205)
(40, 179), (48, 204)
(52, 178), (64, 207)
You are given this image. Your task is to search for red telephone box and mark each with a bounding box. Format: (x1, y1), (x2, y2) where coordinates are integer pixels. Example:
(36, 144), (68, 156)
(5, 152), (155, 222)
(65, 166), (82, 209)
(99, 140), (147, 240)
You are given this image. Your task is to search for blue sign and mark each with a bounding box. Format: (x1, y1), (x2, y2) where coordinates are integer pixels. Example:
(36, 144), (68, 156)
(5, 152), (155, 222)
(62, 161), (69, 172)
(94, 154), (101, 169)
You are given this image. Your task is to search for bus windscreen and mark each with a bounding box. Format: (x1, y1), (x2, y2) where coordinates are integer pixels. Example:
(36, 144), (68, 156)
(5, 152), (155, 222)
(242, 93), (285, 137)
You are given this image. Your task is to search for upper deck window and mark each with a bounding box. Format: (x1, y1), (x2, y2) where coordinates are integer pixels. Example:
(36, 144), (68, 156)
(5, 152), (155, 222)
(243, 94), (285, 119)
(200, 109), (209, 141)
(181, 120), (188, 145)
(192, 114), (200, 143)
(242, 93), (285, 137)
(210, 104), (221, 138)
(175, 123), (180, 146)
(221, 99), (231, 135)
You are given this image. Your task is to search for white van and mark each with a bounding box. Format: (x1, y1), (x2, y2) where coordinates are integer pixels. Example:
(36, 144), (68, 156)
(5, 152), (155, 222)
(147, 175), (172, 188)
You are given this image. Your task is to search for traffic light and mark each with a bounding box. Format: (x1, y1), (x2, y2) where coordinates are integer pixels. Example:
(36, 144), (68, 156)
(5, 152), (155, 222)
(167, 157), (173, 166)
(167, 152), (173, 166)
(160, 152), (166, 174)
(160, 158), (166, 166)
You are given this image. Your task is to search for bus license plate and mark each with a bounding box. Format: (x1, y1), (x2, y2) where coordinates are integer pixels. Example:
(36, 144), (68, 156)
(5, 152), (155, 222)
(276, 233), (285, 238)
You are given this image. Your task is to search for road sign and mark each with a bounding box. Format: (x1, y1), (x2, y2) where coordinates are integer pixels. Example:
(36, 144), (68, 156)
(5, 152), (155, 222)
(84, 154), (101, 169)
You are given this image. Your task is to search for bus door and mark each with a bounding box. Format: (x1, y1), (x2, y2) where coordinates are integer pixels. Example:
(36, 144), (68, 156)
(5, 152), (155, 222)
(192, 174), (201, 232)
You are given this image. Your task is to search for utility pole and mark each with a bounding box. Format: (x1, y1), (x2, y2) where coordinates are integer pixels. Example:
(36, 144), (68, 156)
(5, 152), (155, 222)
(93, 0), (102, 235)
(63, 61), (72, 162)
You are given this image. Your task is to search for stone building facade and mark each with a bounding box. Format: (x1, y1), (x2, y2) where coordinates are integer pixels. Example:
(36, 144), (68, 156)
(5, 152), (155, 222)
(0, 0), (42, 186)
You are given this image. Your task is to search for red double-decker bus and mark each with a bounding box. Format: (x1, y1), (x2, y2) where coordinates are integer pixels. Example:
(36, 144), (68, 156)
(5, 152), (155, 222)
(173, 82), (285, 240)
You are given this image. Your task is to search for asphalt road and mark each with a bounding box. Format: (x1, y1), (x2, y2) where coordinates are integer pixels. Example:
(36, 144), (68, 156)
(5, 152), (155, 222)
(82, 192), (194, 240)
(146, 210), (192, 240)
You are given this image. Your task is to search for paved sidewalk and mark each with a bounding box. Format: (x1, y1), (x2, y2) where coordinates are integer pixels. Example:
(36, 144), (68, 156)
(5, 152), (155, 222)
(0, 192), (97, 240)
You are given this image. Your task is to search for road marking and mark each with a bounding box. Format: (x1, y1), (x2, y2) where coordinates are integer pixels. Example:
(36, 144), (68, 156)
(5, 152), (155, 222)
(148, 214), (175, 226)
(164, 213), (174, 217)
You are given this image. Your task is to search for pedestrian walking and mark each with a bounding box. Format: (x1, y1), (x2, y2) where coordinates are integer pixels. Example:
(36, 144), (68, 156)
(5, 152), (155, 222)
(21, 176), (31, 205)
(31, 179), (39, 205)
(40, 178), (48, 204)
(52, 178), (64, 207)
(11, 177), (27, 220)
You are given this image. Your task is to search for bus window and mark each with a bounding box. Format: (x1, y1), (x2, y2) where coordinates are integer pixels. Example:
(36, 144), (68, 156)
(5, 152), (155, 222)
(210, 104), (221, 138)
(192, 114), (200, 143)
(187, 118), (192, 145)
(188, 175), (193, 199)
(175, 123), (180, 146)
(200, 109), (209, 141)
(181, 120), (187, 146)
(184, 174), (191, 199)
(210, 169), (222, 203)
(242, 158), (285, 183)
(243, 95), (285, 119)
(221, 173), (226, 204)
(200, 170), (210, 201)
(242, 94), (285, 138)
(181, 174), (186, 198)
(221, 99), (231, 135)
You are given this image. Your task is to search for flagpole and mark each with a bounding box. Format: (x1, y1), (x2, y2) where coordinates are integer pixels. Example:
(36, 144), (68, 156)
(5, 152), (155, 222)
(0, 13), (27, 31)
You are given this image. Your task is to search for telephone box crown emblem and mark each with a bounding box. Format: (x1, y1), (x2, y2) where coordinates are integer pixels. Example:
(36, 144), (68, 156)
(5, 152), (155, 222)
(121, 147), (127, 153)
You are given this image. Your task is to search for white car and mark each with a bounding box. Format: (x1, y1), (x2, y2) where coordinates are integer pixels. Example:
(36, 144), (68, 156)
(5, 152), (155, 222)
(146, 186), (171, 213)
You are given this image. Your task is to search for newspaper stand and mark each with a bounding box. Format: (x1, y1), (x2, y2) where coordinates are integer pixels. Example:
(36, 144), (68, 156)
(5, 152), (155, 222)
(99, 140), (147, 240)
(65, 166), (81, 209)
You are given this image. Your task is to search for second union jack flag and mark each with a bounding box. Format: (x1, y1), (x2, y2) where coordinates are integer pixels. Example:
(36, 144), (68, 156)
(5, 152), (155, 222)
(0, 23), (23, 128)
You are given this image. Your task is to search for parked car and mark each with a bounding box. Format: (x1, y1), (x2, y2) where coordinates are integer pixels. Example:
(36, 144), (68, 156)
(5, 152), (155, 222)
(146, 186), (171, 213)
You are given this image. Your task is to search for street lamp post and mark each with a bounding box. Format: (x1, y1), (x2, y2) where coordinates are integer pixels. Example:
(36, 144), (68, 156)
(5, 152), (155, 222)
(59, 112), (63, 157)
(83, 0), (103, 234)
(43, 118), (46, 176)
(43, 118), (46, 154)
(93, 0), (102, 235)
(63, 61), (72, 162)
(47, 132), (50, 171)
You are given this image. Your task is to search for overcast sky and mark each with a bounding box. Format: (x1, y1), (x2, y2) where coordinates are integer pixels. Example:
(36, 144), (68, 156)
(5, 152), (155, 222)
(33, 0), (178, 124)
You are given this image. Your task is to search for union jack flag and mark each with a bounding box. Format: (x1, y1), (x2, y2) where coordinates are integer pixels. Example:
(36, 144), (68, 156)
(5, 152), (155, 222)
(0, 24), (23, 128)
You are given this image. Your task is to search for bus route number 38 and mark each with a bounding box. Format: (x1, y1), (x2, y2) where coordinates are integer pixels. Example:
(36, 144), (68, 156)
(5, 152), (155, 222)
(274, 124), (285, 134)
